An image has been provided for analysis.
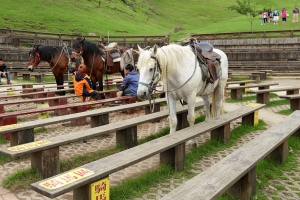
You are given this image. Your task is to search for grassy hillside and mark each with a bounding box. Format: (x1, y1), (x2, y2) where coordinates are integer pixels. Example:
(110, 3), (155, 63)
(1, 0), (300, 41)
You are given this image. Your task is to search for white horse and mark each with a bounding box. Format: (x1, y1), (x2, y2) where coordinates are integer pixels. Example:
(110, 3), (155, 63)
(137, 43), (228, 146)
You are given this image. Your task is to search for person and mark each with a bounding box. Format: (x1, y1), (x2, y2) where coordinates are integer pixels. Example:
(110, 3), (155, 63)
(267, 9), (272, 23)
(259, 12), (264, 25)
(273, 8), (280, 25)
(0, 58), (12, 85)
(72, 63), (99, 103)
(116, 64), (139, 98)
(292, 5), (299, 23)
(263, 11), (268, 24)
(281, 8), (287, 23)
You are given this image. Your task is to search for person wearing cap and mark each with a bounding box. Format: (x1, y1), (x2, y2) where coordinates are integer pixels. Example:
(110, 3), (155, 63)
(0, 58), (12, 85)
(273, 8), (280, 25)
(72, 63), (99, 103)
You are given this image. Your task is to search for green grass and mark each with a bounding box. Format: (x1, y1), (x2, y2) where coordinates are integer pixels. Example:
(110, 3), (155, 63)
(226, 92), (278, 103)
(277, 109), (294, 115)
(1, 0), (300, 42)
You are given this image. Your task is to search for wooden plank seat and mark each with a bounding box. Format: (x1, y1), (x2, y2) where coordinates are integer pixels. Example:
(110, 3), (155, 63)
(0, 98), (166, 146)
(279, 94), (300, 110)
(0, 84), (75, 95)
(29, 104), (265, 198)
(0, 89), (118, 113)
(161, 111), (300, 200)
(253, 86), (300, 104)
(0, 95), (136, 140)
(226, 83), (279, 100)
(1, 101), (205, 179)
(226, 80), (257, 86)
(0, 88), (75, 99)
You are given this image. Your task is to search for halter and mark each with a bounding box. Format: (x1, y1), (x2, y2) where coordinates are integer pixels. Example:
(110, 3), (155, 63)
(51, 44), (70, 70)
(138, 55), (162, 94)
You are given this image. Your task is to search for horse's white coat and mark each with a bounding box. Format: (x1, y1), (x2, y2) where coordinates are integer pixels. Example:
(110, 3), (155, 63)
(137, 44), (228, 146)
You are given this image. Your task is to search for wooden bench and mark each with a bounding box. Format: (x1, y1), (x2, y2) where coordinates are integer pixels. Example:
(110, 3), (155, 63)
(0, 98), (167, 146)
(30, 104), (265, 198)
(0, 95), (135, 140)
(279, 94), (300, 110)
(1, 101), (205, 179)
(226, 80), (257, 86)
(0, 84), (74, 95)
(226, 83), (279, 100)
(253, 86), (300, 104)
(161, 111), (300, 200)
(251, 71), (266, 80)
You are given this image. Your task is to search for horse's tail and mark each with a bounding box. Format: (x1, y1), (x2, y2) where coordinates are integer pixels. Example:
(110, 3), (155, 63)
(210, 80), (225, 118)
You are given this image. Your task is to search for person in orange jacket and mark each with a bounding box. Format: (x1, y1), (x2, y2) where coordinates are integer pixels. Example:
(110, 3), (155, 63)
(73, 64), (99, 102)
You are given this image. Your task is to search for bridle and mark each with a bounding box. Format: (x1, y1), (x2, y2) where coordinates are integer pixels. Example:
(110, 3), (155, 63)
(28, 52), (40, 67)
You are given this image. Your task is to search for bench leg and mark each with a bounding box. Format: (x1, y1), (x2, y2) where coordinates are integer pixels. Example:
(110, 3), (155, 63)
(145, 103), (160, 114)
(256, 93), (269, 104)
(0, 116), (17, 140)
(226, 166), (256, 200)
(90, 114), (109, 128)
(267, 139), (288, 163)
(70, 106), (87, 125)
(10, 128), (34, 146)
(290, 99), (300, 110)
(176, 111), (189, 130)
(31, 147), (60, 179)
(231, 89), (243, 100)
(294, 128), (300, 137)
(211, 123), (230, 143)
(48, 97), (67, 107)
(116, 126), (137, 149)
(160, 143), (185, 171)
(287, 90), (299, 95)
(124, 97), (137, 114)
(242, 112), (256, 126)
(0, 105), (3, 113)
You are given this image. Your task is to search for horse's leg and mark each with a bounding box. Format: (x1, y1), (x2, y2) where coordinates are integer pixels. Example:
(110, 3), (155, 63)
(201, 94), (211, 120)
(185, 95), (197, 148)
(97, 74), (105, 99)
(55, 75), (65, 96)
(168, 97), (177, 134)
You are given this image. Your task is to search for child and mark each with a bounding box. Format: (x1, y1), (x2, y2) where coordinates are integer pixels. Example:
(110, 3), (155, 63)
(273, 8), (280, 25)
(73, 64), (99, 103)
(260, 12), (264, 25)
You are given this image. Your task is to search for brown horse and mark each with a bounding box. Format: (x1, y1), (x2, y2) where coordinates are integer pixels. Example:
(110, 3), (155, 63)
(71, 38), (134, 98)
(26, 45), (73, 95)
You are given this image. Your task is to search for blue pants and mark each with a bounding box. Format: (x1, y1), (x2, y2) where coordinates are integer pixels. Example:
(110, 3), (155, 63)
(0, 72), (10, 82)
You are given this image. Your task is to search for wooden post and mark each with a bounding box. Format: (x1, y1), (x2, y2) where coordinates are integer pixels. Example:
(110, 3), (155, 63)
(10, 128), (34, 146)
(211, 123), (230, 143)
(267, 140), (288, 163)
(31, 147), (60, 178)
(116, 126), (137, 148)
(176, 111), (189, 130)
(90, 114), (109, 128)
(160, 143), (185, 171)
(226, 166), (256, 200)
(242, 112), (255, 126)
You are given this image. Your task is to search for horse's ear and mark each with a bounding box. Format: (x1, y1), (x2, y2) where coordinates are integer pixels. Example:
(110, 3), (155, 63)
(152, 44), (158, 56)
(35, 46), (39, 52)
(138, 45), (144, 54)
(80, 37), (85, 43)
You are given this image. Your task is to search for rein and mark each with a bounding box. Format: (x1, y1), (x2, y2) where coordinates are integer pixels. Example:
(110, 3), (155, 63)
(50, 43), (69, 71)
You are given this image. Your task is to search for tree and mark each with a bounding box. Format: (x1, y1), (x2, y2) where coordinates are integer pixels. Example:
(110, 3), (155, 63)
(228, 0), (260, 37)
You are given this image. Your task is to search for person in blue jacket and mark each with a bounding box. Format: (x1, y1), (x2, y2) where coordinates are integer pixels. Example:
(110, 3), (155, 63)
(117, 64), (140, 97)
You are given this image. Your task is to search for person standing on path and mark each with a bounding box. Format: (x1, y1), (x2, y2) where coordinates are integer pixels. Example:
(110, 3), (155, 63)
(273, 8), (280, 25)
(292, 5), (299, 23)
(0, 58), (12, 85)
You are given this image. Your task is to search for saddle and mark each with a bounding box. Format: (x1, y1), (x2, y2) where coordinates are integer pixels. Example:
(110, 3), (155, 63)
(189, 39), (221, 83)
(99, 44), (125, 73)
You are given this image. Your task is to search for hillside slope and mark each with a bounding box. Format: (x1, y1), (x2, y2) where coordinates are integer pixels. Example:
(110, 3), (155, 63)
(1, 0), (299, 41)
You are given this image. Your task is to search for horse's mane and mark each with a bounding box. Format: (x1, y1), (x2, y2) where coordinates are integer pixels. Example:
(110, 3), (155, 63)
(35, 46), (63, 61)
(81, 40), (106, 57)
(158, 44), (194, 79)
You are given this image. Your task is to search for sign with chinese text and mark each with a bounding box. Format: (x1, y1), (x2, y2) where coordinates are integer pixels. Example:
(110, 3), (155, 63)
(7, 140), (51, 152)
(91, 177), (110, 200)
(39, 168), (95, 190)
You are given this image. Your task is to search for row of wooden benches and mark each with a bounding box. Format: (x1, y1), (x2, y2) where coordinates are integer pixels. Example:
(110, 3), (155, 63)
(26, 104), (300, 199)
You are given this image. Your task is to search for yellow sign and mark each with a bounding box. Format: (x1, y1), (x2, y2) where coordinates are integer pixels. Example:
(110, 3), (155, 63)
(37, 102), (50, 119)
(91, 177), (110, 200)
(246, 103), (260, 126)
(39, 168), (95, 190)
(7, 140), (51, 152)
(0, 123), (23, 131)
(244, 83), (250, 93)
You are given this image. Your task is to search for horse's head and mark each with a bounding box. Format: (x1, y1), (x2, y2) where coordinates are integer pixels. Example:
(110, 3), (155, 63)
(69, 37), (85, 73)
(27, 46), (41, 72)
(137, 45), (162, 100)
